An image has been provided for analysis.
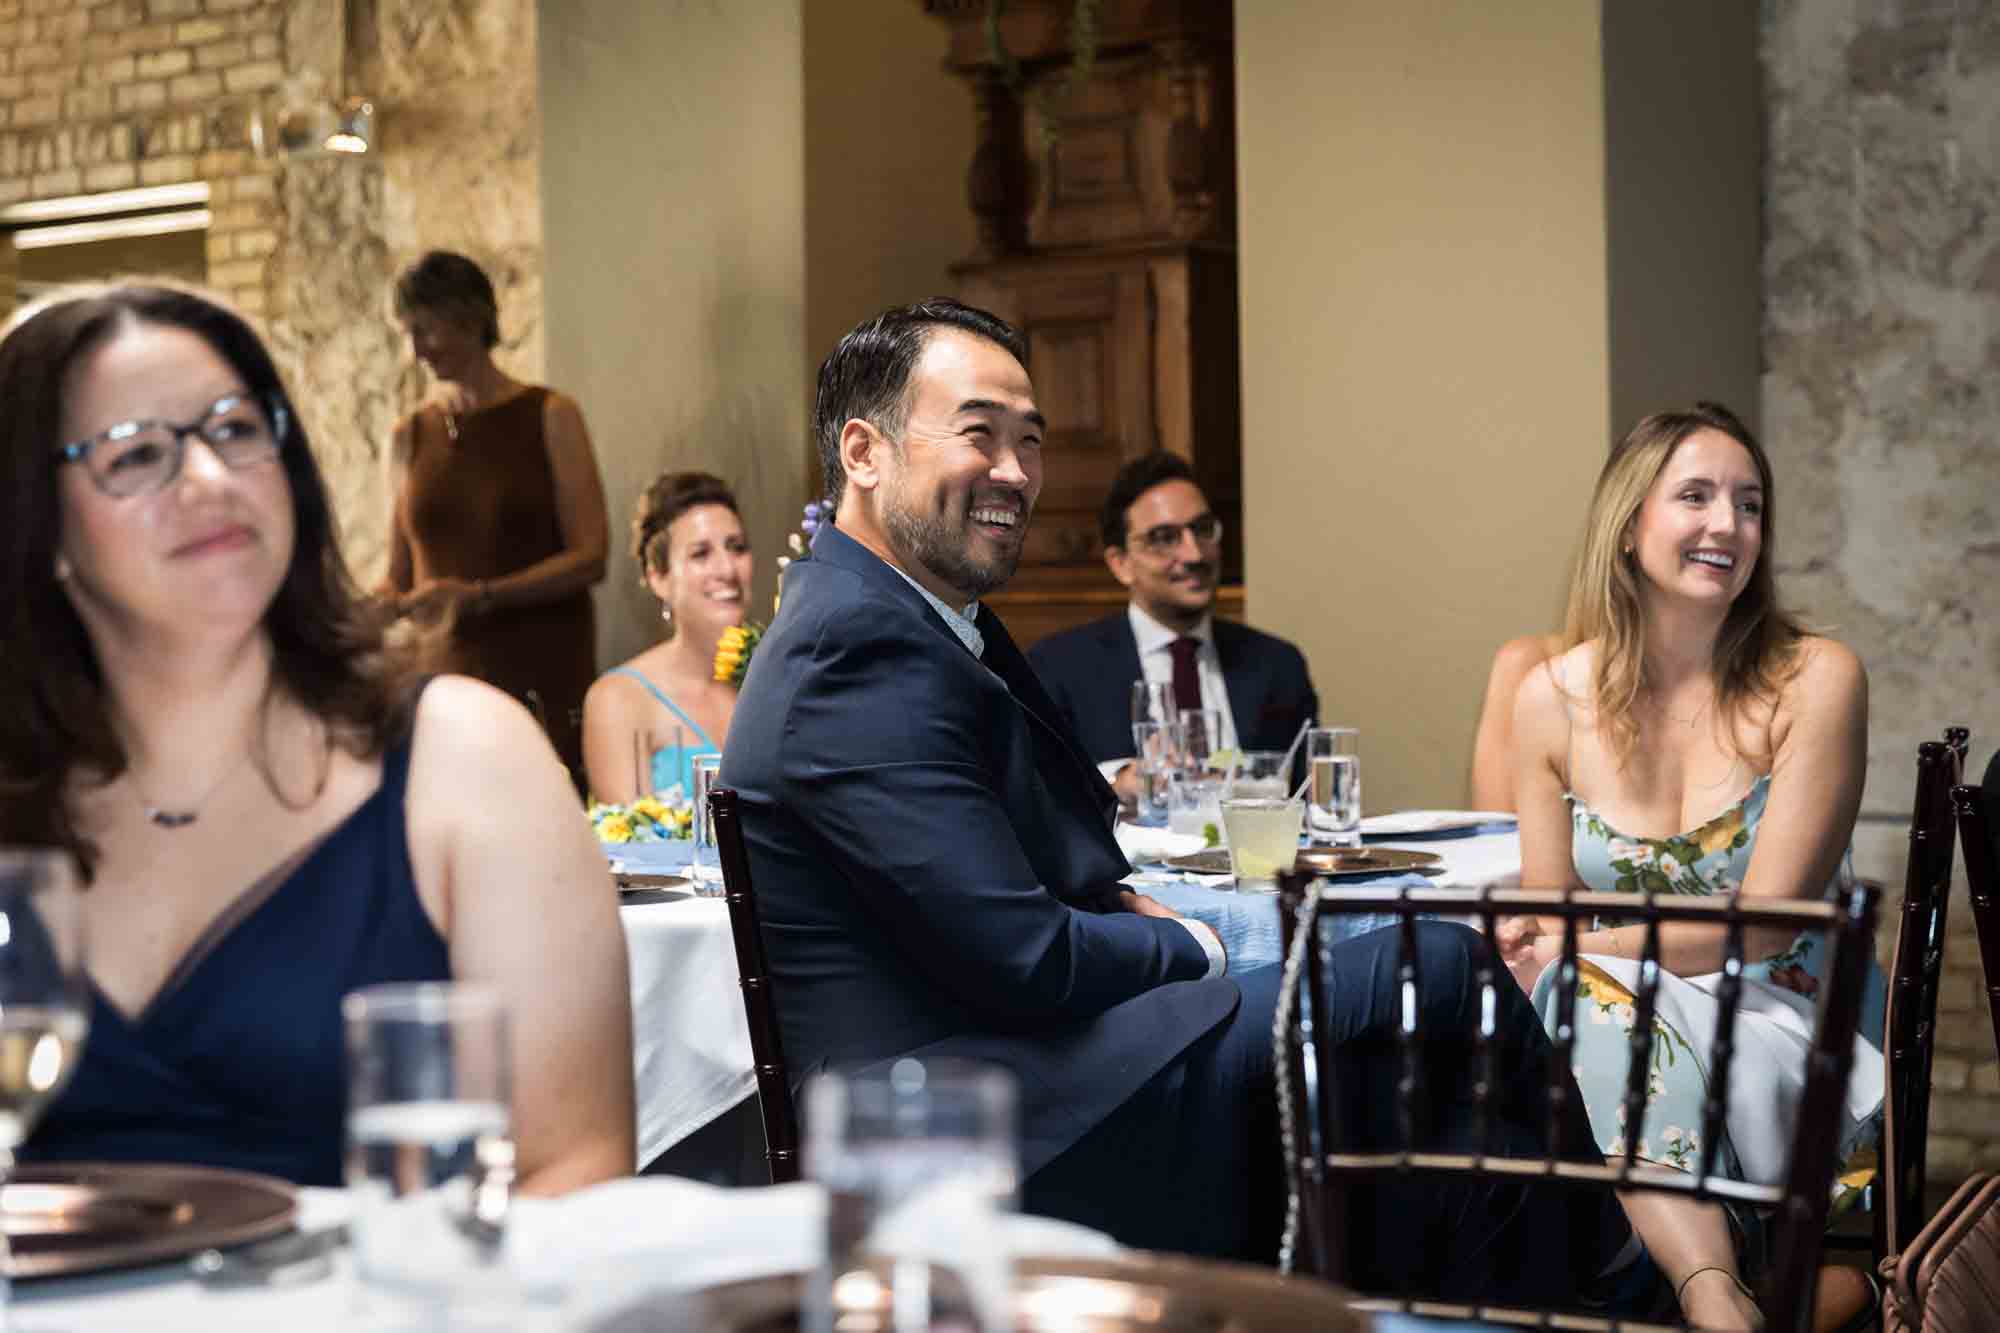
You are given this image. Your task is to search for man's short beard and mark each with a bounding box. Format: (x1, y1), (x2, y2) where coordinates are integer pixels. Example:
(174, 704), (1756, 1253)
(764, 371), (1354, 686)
(882, 478), (1021, 602)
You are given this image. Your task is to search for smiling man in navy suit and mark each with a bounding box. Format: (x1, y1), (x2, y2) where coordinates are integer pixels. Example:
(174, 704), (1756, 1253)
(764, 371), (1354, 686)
(720, 299), (1649, 1299)
(1029, 451), (1317, 796)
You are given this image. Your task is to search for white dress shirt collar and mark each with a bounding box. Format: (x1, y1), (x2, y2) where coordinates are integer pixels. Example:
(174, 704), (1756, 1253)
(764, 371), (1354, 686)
(892, 567), (984, 657)
(1127, 602), (1213, 656)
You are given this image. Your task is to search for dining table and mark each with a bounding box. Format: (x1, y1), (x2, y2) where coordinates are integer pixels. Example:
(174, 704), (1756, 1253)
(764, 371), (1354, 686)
(610, 814), (1523, 1172)
(13, 817), (1523, 1328)
(12, 1174), (1500, 1331)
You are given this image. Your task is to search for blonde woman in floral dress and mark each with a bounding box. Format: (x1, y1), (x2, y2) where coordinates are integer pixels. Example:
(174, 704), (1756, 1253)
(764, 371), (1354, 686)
(1502, 403), (1882, 1332)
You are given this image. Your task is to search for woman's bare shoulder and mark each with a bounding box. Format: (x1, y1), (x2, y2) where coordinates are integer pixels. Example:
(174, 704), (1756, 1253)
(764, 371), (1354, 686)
(1775, 634), (1867, 717)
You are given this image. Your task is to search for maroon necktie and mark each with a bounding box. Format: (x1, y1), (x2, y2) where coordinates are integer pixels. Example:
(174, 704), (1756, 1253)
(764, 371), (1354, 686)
(1169, 636), (1202, 715)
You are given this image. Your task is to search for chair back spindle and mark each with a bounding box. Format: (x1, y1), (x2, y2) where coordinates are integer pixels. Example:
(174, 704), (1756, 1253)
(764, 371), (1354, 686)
(1273, 873), (1882, 1333)
(1952, 775), (2000, 1065)
(708, 786), (800, 1185)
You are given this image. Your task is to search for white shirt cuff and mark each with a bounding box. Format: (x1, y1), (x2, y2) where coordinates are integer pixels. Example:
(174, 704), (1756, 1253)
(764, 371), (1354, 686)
(1097, 757), (1133, 784)
(1175, 917), (1227, 978)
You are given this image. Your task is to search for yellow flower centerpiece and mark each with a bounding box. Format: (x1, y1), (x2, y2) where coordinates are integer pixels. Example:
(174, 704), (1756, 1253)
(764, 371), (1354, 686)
(588, 793), (693, 843)
(711, 500), (822, 685)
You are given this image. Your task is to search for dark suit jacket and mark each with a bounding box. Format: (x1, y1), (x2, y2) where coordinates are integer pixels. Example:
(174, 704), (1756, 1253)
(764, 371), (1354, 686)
(1026, 611), (1320, 765)
(720, 524), (1239, 1177)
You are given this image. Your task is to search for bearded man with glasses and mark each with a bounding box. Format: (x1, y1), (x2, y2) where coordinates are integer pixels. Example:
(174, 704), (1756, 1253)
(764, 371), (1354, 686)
(1028, 451), (1319, 792)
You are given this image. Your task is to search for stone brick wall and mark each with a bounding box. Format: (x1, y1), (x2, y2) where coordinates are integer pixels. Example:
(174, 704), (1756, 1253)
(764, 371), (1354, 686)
(0, 0), (541, 580)
(1764, 3), (2000, 1178)
(0, 0), (285, 319)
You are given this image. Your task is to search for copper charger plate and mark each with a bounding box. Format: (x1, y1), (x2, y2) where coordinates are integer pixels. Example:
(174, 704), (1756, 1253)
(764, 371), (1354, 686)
(585, 1252), (1364, 1332)
(2, 1161), (297, 1280)
(616, 871), (692, 897)
(1164, 847), (1443, 878)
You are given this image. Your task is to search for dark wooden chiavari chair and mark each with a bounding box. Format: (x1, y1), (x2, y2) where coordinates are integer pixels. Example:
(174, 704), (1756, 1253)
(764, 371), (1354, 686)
(1274, 873), (1881, 1333)
(1951, 758), (2000, 1063)
(708, 785), (800, 1185)
(1875, 736), (1969, 1258)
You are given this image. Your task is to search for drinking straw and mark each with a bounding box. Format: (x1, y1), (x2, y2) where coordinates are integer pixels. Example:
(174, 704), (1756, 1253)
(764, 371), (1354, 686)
(1277, 717), (1314, 790)
(1290, 770), (1313, 803)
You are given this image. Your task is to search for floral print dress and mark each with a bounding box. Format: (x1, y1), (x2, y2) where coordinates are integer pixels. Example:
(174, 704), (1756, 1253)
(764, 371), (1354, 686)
(1528, 774), (1885, 1212)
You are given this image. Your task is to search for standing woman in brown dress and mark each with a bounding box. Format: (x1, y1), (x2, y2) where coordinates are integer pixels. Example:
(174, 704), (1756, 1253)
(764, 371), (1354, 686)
(383, 251), (607, 783)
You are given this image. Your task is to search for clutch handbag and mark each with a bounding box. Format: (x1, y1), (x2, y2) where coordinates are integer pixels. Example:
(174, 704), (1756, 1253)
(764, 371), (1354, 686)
(1879, 1174), (2000, 1332)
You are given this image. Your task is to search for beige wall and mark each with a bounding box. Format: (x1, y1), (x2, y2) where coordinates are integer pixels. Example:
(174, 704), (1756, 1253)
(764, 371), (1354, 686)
(1237, 5), (1612, 812)
(539, 1), (808, 671)
(802, 0), (976, 471)
(1237, 3), (1762, 812)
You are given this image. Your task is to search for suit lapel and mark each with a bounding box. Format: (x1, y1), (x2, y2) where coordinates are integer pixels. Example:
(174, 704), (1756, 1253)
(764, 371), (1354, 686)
(979, 608), (1120, 826)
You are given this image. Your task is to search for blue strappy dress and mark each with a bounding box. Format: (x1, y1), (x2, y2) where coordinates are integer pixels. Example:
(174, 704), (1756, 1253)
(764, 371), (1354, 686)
(1528, 774), (1885, 1205)
(20, 724), (451, 1187)
(606, 666), (719, 800)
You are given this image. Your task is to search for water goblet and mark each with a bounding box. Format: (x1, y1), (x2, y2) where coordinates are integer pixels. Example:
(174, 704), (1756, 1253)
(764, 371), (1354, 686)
(0, 849), (91, 1325)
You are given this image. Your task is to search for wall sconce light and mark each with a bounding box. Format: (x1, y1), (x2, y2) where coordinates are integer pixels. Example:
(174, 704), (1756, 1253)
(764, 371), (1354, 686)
(275, 96), (374, 157)
(273, 0), (375, 159)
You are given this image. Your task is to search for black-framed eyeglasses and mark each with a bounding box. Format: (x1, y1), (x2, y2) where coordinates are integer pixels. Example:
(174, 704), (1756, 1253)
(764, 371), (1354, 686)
(1129, 513), (1224, 556)
(53, 393), (289, 498)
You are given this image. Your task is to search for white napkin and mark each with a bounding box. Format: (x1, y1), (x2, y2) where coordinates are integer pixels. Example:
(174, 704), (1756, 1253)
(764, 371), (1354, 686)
(1359, 809), (1516, 836)
(1113, 822), (1208, 865)
(509, 1175), (1118, 1321)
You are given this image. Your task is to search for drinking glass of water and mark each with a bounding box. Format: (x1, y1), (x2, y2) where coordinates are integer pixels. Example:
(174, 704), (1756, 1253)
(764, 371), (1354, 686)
(689, 752), (724, 895)
(1130, 679), (1172, 729)
(1178, 708), (1224, 769)
(805, 1058), (1018, 1333)
(344, 982), (513, 1324)
(0, 849), (90, 1322)
(1306, 727), (1362, 847)
(1129, 720), (1183, 828)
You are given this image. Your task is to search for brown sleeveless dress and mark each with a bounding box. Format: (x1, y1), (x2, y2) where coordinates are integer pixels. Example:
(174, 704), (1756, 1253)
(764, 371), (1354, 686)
(390, 386), (595, 781)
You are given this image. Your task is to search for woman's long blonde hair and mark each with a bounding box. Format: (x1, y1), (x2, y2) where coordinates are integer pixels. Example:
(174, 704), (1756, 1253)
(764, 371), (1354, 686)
(1562, 402), (1807, 759)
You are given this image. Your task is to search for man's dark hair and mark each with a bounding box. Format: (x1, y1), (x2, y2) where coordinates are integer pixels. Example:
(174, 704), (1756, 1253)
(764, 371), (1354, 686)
(1100, 450), (1202, 550)
(812, 298), (1027, 504)
(393, 249), (501, 348)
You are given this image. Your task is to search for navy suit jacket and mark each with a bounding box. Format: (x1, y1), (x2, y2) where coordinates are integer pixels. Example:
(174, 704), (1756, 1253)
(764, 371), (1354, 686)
(1026, 610), (1320, 765)
(720, 525), (1239, 1178)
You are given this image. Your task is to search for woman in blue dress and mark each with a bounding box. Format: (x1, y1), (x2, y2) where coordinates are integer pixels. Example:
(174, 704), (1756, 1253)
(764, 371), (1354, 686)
(0, 282), (634, 1190)
(582, 472), (753, 804)
(1503, 403), (1880, 1331)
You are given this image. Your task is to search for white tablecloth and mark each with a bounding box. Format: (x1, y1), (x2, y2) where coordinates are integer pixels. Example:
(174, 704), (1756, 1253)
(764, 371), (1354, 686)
(615, 826), (1524, 1165)
(620, 894), (754, 1169)
(16, 1178), (1119, 1331)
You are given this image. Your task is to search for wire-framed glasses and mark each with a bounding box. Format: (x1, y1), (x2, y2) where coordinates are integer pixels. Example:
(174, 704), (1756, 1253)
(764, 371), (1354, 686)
(1130, 512), (1224, 556)
(53, 392), (289, 498)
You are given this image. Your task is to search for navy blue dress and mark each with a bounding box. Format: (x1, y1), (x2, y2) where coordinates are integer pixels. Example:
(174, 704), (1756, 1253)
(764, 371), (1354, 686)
(22, 728), (450, 1187)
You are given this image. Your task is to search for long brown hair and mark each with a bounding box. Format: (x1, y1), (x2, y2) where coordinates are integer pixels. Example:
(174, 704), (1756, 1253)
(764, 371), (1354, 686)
(1561, 402), (1807, 758)
(0, 283), (418, 880)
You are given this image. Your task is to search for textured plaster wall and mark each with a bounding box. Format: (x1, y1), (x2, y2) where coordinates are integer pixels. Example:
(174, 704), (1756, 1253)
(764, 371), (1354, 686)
(1764, 1), (2000, 1177)
(271, 0), (543, 583)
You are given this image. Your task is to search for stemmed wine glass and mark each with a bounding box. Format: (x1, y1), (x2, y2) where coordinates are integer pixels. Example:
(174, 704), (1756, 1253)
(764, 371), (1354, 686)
(0, 849), (91, 1320)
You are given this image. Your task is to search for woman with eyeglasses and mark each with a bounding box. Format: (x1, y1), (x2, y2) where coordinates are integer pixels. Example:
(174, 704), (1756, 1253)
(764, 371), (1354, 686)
(0, 283), (634, 1192)
(383, 250), (608, 788)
